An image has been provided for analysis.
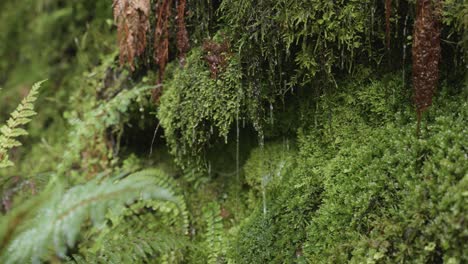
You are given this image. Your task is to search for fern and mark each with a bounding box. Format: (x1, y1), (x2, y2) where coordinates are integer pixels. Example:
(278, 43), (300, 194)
(0, 80), (46, 168)
(128, 169), (190, 234)
(0, 170), (175, 264)
(202, 202), (225, 264)
(71, 215), (188, 263)
(66, 168), (190, 263)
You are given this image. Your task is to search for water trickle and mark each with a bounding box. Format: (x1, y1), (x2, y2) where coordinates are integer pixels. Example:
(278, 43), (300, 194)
(269, 103), (274, 125)
(258, 126), (266, 216)
(210, 125), (213, 135)
(236, 107), (240, 183)
(234, 101), (241, 227)
(259, 132), (264, 149)
(261, 174), (269, 216)
(282, 136), (286, 154)
(208, 161), (212, 177)
(402, 14), (409, 87)
(276, 161), (286, 180)
(192, 126), (196, 144)
(371, 2), (375, 37)
(341, 48), (344, 69)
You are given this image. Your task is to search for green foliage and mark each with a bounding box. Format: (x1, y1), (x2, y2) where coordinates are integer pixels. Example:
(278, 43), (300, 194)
(442, 0), (468, 58)
(243, 142), (296, 192)
(71, 168), (190, 263)
(230, 141), (319, 263)
(220, 0), (379, 91)
(71, 215), (188, 264)
(158, 47), (243, 168)
(59, 82), (153, 179)
(232, 77), (468, 263)
(127, 169), (189, 238)
(0, 1), (466, 263)
(0, 80), (45, 168)
(0, 169), (175, 264)
(202, 202), (226, 264)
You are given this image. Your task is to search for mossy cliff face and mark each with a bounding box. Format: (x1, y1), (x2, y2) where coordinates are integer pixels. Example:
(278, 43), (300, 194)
(0, 0), (466, 263)
(232, 77), (467, 263)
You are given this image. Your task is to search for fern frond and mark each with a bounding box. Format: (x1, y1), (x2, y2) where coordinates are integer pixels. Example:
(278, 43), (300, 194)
(74, 169), (190, 263)
(0, 170), (175, 264)
(127, 168), (190, 234)
(0, 80), (46, 168)
(203, 202), (226, 264)
(71, 215), (189, 264)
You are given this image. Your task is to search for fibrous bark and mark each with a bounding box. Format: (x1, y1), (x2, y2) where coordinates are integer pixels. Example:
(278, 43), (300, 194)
(412, 0), (441, 128)
(113, 0), (151, 71)
(203, 39), (230, 79)
(177, 0), (190, 66)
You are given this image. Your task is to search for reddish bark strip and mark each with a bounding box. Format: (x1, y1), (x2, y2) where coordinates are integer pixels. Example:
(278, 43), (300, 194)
(177, 0), (190, 66)
(412, 0), (441, 132)
(153, 0), (172, 101)
(113, 0), (151, 70)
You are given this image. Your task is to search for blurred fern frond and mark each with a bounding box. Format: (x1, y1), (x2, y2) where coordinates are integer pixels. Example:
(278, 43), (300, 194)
(203, 202), (225, 264)
(0, 80), (46, 168)
(72, 168), (191, 263)
(0, 169), (175, 264)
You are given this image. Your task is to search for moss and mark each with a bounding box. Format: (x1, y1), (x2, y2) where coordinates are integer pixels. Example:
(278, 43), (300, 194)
(0, 0), (466, 263)
(158, 47), (244, 169)
(231, 77), (467, 263)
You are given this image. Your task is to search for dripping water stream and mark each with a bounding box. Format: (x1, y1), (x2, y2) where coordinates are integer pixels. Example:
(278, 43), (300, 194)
(269, 102), (274, 126)
(235, 95), (241, 258)
(402, 13), (409, 87)
(259, 131), (267, 217)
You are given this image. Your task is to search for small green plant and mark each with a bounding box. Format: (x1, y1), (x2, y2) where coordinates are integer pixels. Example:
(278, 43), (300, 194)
(0, 80), (46, 168)
(56, 168), (190, 263)
(202, 202), (226, 264)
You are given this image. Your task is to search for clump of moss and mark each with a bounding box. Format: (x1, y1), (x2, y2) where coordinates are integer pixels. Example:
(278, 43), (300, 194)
(158, 46), (243, 169)
(231, 76), (468, 263)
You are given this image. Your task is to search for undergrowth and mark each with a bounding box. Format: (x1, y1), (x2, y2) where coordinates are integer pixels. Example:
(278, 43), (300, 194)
(0, 0), (466, 263)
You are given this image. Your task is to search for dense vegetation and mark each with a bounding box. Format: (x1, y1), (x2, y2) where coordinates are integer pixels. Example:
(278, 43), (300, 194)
(0, 0), (466, 263)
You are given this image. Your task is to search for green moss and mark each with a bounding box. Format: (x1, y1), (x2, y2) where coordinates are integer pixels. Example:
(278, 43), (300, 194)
(158, 47), (244, 168)
(0, 1), (466, 263)
(231, 78), (467, 263)
(243, 142), (296, 192)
